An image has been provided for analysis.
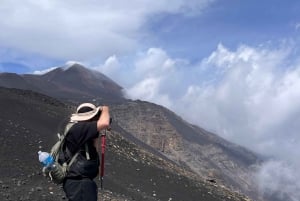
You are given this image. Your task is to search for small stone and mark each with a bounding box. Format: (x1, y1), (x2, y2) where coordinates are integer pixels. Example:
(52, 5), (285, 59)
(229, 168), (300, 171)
(36, 186), (43, 191)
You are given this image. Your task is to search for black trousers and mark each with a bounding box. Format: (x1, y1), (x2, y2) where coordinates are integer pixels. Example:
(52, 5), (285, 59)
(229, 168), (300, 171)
(63, 178), (98, 201)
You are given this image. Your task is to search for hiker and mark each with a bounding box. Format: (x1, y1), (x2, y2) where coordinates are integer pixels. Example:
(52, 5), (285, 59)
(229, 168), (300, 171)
(62, 103), (110, 201)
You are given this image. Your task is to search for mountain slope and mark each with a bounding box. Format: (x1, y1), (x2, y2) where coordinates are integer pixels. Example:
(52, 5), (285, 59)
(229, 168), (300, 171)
(112, 100), (262, 200)
(0, 87), (251, 201)
(0, 72), (38, 90)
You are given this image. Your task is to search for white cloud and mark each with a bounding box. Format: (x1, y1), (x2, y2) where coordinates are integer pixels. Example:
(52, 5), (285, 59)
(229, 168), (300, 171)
(33, 66), (58, 75)
(63, 61), (85, 70)
(121, 47), (190, 109)
(182, 43), (299, 156)
(97, 55), (120, 76)
(257, 160), (300, 201)
(125, 77), (172, 107)
(0, 0), (214, 61)
(32, 60), (84, 74)
(134, 48), (176, 77)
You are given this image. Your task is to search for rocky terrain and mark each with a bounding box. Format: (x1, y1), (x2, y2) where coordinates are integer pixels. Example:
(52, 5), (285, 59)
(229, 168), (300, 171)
(111, 100), (262, 200)
(0, 87), (251, 201)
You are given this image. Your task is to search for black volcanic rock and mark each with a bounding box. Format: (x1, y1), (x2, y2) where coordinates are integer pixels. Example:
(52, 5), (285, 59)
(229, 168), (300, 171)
(0, 87), (251, 201)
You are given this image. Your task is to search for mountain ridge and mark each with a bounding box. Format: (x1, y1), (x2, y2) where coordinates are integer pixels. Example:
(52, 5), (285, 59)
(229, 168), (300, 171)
(0, 64), (124, 103)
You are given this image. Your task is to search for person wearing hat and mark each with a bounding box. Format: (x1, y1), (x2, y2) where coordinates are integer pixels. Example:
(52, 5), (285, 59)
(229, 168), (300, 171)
(62, 103), (110, 201)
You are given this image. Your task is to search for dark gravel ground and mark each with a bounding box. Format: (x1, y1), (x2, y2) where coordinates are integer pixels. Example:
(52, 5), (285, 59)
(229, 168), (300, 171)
(0, 87), (251, 201)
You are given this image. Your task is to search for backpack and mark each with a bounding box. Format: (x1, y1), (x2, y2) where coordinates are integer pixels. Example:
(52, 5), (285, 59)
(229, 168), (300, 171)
(42, 122), (79, 184)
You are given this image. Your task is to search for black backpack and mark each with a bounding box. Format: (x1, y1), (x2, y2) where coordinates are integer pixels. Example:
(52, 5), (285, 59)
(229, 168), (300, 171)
(43, 122), (99, 184)
(42, 122), (79, 184)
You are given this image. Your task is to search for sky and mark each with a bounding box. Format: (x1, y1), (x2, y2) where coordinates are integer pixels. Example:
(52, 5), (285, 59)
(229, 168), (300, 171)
(1, 0), (300, 199)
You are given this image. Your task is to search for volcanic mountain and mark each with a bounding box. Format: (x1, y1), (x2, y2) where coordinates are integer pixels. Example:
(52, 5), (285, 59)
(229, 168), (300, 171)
(0, 64), (273, 200)
(0, 64), (124, 103)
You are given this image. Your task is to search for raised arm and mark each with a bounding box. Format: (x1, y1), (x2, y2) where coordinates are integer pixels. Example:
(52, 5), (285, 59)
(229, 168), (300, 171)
(97, 106), (110, 131)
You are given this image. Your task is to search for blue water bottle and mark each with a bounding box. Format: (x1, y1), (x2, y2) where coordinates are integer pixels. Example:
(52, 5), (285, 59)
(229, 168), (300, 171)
(38, 151), (55, 169)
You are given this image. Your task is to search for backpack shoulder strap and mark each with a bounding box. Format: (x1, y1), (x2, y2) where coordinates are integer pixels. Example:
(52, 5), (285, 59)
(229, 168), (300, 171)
(63, 122), (75, 136)
(51, 122), (76, 158)
(65, 152), (80, 171)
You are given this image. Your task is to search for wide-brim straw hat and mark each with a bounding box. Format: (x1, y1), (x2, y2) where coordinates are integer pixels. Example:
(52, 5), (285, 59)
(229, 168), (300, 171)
(70, 103), (101, 122)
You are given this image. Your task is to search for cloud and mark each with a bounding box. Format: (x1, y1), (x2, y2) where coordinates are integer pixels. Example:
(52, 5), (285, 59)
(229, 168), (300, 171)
(33, 66), (58, 75)
(257, 160), (300, 201)
(126, 77), (173, 108)
(134, 48), (176, 77)
(181, 43), (300, 157)
(32, 60), (86, 74)
(122, 48), (186, 106)
(0, 0), (215, 62)
(95, 55), (121, 78)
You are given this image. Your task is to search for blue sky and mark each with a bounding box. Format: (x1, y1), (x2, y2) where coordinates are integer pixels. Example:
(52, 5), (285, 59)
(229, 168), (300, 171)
(1, 0), (300, 73)
(146, 0), (300, 61)
(1, 1), (300, 198)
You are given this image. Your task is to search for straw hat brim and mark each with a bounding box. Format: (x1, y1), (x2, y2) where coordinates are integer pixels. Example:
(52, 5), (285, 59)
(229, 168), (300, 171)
(70, 106), (101, 122)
